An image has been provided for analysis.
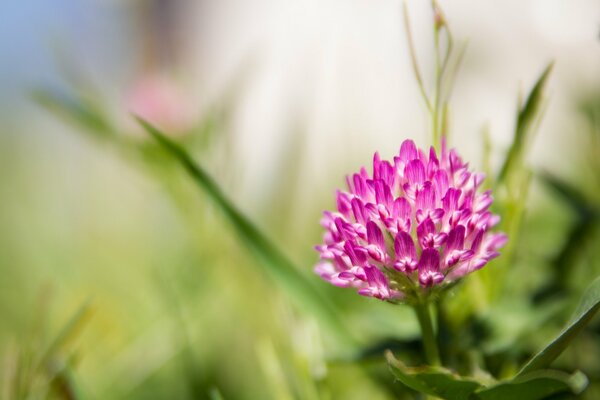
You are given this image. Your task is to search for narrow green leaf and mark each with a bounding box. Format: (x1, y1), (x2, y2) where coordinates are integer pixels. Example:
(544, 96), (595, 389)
(518, 276), (600, 375)
(136, 117), (355, 346)
(533, 173), (598, 302)
(209, 387), (225, 400)
(540, 172), (596, 218)
(497, 63), (553, 184)
(38, 299), (92, 371)
(346, 338), (421, 362)
(386, 351), (482, 400)
(49, 363), (84, 400)
(32, 88), (112, 136)
(475, 369), (587, 400)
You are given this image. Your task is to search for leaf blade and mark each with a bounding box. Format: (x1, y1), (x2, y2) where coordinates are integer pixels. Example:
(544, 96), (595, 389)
(386, 351), (482, 400)
(539, 172), (595, 217)
(136, 117), (355, 346)
(475, 370), (587, 400)
(32, 88), (113, 137)
(497, 63), (553, 184)
(519, 276), (600, 375)
(37, 299), (93, 371)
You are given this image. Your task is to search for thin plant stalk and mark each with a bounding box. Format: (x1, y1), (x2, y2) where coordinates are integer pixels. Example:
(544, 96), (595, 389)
(413, 300), (441, 367)
(403, 0), (459, 152)
(403, 1), (432, 114)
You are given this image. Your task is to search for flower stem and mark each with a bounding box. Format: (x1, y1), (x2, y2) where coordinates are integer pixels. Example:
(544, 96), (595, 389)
(414, 301), (441, 366)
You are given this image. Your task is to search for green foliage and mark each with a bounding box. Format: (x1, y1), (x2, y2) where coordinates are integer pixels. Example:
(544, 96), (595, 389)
(37, 300), (92, 371)
(4, 300), (92, 400)
(519, 277), (600, 375)
(534, 173), (599, 300)
(387, 276), (600, 399)
(11, 4), (599, 399)
(475, 63), (554, 306)
(136, 117), (355, 348)
(210, 387), (226, 400)
(32, 88), (114, 138)
(387, 352), (587, 400)
(497, 63), (553, 185)
(541, 172), (594, 216)
(386, 351), (483, 400)
(475, 370), (587, 400)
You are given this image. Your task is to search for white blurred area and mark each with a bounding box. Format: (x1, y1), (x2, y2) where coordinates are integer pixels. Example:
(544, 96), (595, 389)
(1, 0), (599, 209)
(183, 0), (600, 203)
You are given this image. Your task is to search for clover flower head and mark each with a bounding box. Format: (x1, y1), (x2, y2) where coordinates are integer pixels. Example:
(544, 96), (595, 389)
(315, 140), (507, 301)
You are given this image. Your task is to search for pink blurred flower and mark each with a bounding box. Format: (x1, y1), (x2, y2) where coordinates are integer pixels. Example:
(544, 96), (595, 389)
(315, 140), (507, 301)
(126, 74), (194, 134)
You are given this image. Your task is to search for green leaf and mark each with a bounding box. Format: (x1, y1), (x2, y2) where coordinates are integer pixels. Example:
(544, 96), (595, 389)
(533, 173), (598, 302)
(49, 363), (84, 400)
(136, 117), (355, 347)
(346, 338), (421, 362)
(385, 351), (483, 400)
(38, 299), (92, 370)
(497, 63), (553, 184)
(518, 276), (600, 375)
(209, 387), (225, 400)
(475, 370), (587, 400)
(386, 352), (588, 400)
(32, 88), (113, 137)
(540, 172), (595, 218)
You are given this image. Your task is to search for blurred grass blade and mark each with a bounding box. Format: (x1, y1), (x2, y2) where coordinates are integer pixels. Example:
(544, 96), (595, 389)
(33, 88), (113, 137)
(38, 299), (93, 370)
(475, 370), (587, 400)
(518, 277), (600, 376)
(256, 340), (295, 400)
(50, 364), (84, 400)
(540, 172), (595, 218)
(386, 351), (482, 400)
(533, 172), (598, 301)
(136, 117), (354, 346)
(346, 338), (420, 362)
(209, 388), (225, 400)
(497, 63), (553, 184)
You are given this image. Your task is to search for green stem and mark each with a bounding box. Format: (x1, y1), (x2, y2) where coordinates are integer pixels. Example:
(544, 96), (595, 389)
(414, 301), (441, 366)
(432, 26), (442, 151)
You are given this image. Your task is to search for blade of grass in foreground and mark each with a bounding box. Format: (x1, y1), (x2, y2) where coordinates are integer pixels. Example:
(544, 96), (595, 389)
(136, 117), (356, 347)
(37, 299), (93, 371)
(209, 388), (225, 400)
(32, 88), (113, 138)
(533, 173), (598, 301)
(497, 63), (553, 185)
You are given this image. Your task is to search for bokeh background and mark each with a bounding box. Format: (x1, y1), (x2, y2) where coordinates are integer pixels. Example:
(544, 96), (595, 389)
(1, 0), (600, 399)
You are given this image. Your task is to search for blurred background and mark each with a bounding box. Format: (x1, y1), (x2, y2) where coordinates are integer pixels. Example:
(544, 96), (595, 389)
(1, 0), (599, 399)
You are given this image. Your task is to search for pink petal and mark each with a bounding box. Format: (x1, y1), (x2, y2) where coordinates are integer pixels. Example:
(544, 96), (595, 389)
(351, 198), (367, 224)
(433, 170), (449, 200)
(427, 146), (440, 177)
(442, 188), (461, 213)
(399, 139), (418, 162)
(416, 182), (436, 211)
(367, 220), (385, 249)
(336, 191), (352, 217)
(404, 159), (427, 186)
(393, 231), (418, 272)
(394, 231), (417, 259)
(418, 249), (444, 287)
(446, 225), (466, 252)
